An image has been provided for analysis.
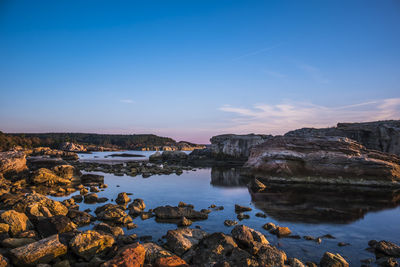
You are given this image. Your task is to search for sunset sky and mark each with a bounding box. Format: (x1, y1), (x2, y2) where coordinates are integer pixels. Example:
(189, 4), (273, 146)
(1, 0), (399, 143)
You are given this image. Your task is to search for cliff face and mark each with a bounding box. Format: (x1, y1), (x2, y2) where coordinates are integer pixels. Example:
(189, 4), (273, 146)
(285, 120), (400, 156)
(209, 134), (272, 160)
(244, 136), (400, 187)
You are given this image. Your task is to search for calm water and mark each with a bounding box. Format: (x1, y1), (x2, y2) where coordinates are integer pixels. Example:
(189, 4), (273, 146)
(51, 151), (400, 265)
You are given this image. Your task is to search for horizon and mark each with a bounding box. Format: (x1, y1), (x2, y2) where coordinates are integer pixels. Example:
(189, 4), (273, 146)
(1, 1), (400, 143)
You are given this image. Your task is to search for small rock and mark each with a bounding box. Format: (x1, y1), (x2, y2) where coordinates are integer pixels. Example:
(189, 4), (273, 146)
(234, 204), (252, 213)
(224, 220), (238, 227)
(255, 212), (267, 218)
(178, 217), (192, 227)
(116, 192), (131, 205)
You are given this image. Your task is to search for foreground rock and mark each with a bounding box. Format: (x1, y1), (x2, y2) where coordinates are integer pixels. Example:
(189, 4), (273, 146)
(231, 225), (269, 254)
(9, 234), (67, 266)
(31, 168), (71, 186)
(70, 230), (115, 261)
(285, 120), (400, 156)
(245, 136), (400, 187)
(0, 210), (33, 236)
(165, 228), (208, 256)
(143, 242), (173, 264)
(80, 173), (104, 186)
(36, 215), (77, 237)
(369, 240), (400, 257)
(102, 243), (145, 267)
(320, 252), (349, 267)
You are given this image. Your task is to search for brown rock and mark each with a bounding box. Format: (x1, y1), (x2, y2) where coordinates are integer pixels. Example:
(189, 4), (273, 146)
(9, 234), (67, 266)
(155, 255), (188, 267)
(101, 243), (145, 267)
(231, 225), (269, 254)
(0, 151), (27, 176)
(320, 252), (349, 267)
(165, 228), (208, 256)
(273, 226), (292, 237)
(116, 192), (131, 205)
(31, 168), (71, 186)
(0, 210), (33, 236)
(70, 230), (115, 261)
(143, 242), (172, 264)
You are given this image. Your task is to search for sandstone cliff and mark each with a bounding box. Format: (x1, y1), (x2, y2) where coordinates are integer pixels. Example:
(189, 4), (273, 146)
(285, 120), (400, 156)
(244, 136), (400, 187)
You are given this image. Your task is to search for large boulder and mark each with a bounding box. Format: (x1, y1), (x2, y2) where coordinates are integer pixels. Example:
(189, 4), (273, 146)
(101, 243), (145, 267)
(143, 242), (173, 264)
(9, 234), (67, 266)
(231, 225), (269, 254)
(31, 168), (71, 186)
(0, 193), (68, 220)
(256, 245), (287, 266)
(154, 206), (208, 220)
(0, 151), (27, 176)
(95, 204), (133, 225)
(210, 134), (272, 160)
(245, 136), (400, 187)
(285, 120), (400, 156)
(0, 210), (33, 236)
(320, 252), (349, 267)
(165, 228), (208, 256)
(69, 230), (115, 261)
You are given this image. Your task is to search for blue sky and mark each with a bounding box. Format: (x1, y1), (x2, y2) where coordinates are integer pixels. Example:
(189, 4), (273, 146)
(1, 0), (399, 143)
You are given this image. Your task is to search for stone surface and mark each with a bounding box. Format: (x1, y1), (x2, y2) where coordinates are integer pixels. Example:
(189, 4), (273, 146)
(231, 225), (269, 254)
(0, 254), (9, 267)
(101, 243), (145, 267)
(70, 230), (115, 261)
(9, 234), (67, 266)
(320, 252), (349, 267)
(116, 192), (131, 205)
(128, 198), (146, 216)
(143, 242), (172, 264)
(52, 165), (78, 179)
(95, 204), (133, 225)
(155, 255), (188, 267)
(0, 151), (27, 176)
(36, 215), (77, 238)
(2, 237), (36, 248)
(245, 136), (400, 186)
(60, 142), (87, 152)
(80, 174), (104, 186)
(67, 209), (94, 226)
(285, 120), (400, 156)
(94, 222), (124, 237)
(0, 210), (33, 236)
(165, 228), (208, 256)
(154, 206), (208, 220)
(371, 240), (400, 257)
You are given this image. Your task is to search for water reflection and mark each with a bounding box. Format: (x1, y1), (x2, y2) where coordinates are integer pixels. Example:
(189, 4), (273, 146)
(210, 166), (400, 224)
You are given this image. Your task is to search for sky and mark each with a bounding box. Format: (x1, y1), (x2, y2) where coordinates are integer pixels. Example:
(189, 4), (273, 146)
(0, 0), (400, 143)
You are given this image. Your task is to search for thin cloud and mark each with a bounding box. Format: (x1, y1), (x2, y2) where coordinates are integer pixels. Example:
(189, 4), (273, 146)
(219, 98), (400, 134)
(120, 99), (134, 104)
(299, 64), (329, 84)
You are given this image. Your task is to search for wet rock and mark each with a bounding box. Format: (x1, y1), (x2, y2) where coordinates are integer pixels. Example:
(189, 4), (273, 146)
(90, 186), (100, 192)
(370, 240), (400, 257)
(320, 252), (349, 267)
(224, 220), (238, 227)
(235, 204), (252, 213)
(101, 242), (145, 267)
(272, 226), (292, 237)
(128, 198), (146, 216)
(84, 193), (99, 203)
(72, 195), (83, 203)
(155, 255), (189, 267)
(178, 201), (194, 209)
(9, 234), (67, 266)
(94, 223), (124, 237)
(116, 192), (131, 205)
(67, 210), (94, 226)
(69, 230), (115, 261)
(0, 210), (33, 236)
(95, 204), (133, 225)
(31, 168), (71, 186)
(154, 206), (208, 220)
(257, 245), (287, 266)
(165, 228), (208, 256)
(2, 237), (36, 248)
(262, 222), (277, 231)
(178, 217), (192, 227)
(143, 242), (173, 264)
(231, 225), (269, 254)
(80, 174), (104, 186)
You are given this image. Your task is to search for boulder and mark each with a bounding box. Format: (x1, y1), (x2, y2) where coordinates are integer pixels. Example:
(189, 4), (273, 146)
(154, 206), (208, 220)
(2, 237), (36, 248)
(84, 193), (99, 203)
(31, 168), (71, 186)
(149, 152), (162, 162)
(143, 242), (172, 264)
(256, 245), (287, 266)
(9, 234), (67, 266)
(52, 165), (79, 179)
(36, 215), (77, 238)
(370, 240), (400, 257)
(94, 223), (124, 237)
(69, 230), (115, 261)
(155, 255), (188, 267)
(320, 252), (349, 267)
(0, 210), (33, 236)
(165, 228), (208, 256)
(285, 120), (400, 156)
(67, 210), (94, 226)
(0, 151), (27, 176)
(231, 225), (269, 254)
(235, 204), (252, 213)
(128, 198), (146, 216)
(95, 204), (133, 225)
(151, 151), (188, 163)
(101, 243), (145, 267)
(245, 136), (400, 186)
(116, 192), (131, 205)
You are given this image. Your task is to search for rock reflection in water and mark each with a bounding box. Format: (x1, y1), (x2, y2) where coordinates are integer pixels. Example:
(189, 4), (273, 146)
(250, 183), (400, 224)
(210, 167), (250, 187)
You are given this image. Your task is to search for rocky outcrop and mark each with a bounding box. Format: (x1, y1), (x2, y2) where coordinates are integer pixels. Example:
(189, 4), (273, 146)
(0, 151), (27, 176)
(245, 136), (400, 187)
(285, 120), (400, 156)
(60, 142), (87, 152)
(210, 134), (272, 160)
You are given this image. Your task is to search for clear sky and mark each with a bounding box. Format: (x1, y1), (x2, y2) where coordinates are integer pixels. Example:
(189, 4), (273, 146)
(1, 0), (399, 143)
